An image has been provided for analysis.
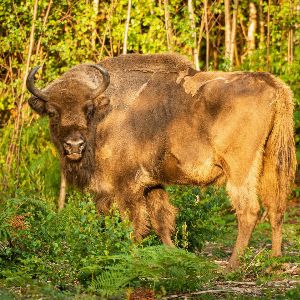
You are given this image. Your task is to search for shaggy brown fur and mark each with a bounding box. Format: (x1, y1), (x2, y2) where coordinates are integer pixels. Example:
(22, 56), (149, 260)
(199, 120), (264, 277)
(27, 53), (296, 269)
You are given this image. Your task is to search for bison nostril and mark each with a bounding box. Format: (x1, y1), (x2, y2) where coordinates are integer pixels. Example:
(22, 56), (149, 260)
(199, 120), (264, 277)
(63, 139), (86, 153)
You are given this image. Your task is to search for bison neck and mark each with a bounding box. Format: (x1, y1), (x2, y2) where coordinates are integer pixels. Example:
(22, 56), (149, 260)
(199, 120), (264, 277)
(63, 146), (95, 189)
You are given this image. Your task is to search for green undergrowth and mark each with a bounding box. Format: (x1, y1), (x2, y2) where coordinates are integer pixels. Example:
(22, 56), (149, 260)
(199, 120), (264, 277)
(0, 194), (219, 298)
(0, 118), (60, 200)
(0, 193), (298, 299)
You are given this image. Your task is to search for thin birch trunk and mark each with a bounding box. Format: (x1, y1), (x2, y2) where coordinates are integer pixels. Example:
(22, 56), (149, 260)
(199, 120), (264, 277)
(204, 0), (209, 70)
(92, 0), (99, 50)
(234, 43), (240, 66)
(150, 0), (155, 15)
(164, 0), (174, 51)
(100, 0), (115, 59)
(58, 170), (67, 211)
(213, 22), (222, 69)
(259, 0), (265, 49)
(188, 0), (199, 70)
(224, 0), (231, 60)
(230, 0), (239, 67)
(197, 14), (205, 56)
(123, 0), (132, 54)
(35, 0), (53, 61)
(247, 2), (257, 53)
(287, 0), (294, 63)
(288, 29), (294, 63)
(5, 0), (39, 177)
(267, 0), (271, 71)
(239, 15), (248, 40)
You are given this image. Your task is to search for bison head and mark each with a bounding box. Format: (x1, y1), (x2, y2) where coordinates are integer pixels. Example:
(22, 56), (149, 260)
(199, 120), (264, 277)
(26, 65), (110, 164)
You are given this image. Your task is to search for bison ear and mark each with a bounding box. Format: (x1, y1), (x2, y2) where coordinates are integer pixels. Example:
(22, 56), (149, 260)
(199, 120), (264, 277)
(28, 96), (47, 116)
(95, 95), (110, 108)
(94, 96), (111, 121)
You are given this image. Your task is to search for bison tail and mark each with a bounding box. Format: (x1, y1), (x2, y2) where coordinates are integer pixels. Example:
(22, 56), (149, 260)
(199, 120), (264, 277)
(260, 77), (297, 214)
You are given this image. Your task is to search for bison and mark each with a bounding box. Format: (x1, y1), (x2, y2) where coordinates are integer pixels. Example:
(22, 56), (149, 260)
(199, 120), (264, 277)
(26, 54), (296, 269)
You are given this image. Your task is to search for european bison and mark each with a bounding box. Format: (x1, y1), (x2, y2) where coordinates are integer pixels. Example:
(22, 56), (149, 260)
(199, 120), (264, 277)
(27, 54), (296, 269)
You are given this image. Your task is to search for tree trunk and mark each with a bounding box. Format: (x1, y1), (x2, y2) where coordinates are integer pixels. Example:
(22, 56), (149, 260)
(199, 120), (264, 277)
(230, 0), (239, 67)
(259, 0), (265, 49)
(266, 0), (271, 71)
(197, 13), (205, 57)
(224, 0), (231, 60)
(288, 29), (294, 63)
(164, 0), (174, 51)
(247, 2), (257, 53)
(287, 0), (294, 63)
(123, 0), (132, 54)
(188, 0), (199, 70)
(100, 0), (115, 59)
(204, 0), (209, 70)
(91, 0), (99, 50)
(58, 170), (67, 211)
(35, 0), (53, 62)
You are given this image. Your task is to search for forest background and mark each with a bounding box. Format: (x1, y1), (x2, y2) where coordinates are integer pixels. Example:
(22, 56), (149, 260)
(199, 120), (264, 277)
(0, 0), (299, 299)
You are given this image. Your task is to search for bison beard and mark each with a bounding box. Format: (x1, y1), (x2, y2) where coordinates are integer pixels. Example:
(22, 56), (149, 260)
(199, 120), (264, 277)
(48, 120), (98, 189)
(26, 53), (296, 270)
(63, 143), (95, 189)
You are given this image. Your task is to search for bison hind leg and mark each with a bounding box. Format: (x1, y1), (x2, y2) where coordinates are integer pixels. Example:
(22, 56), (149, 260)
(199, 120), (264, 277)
(225, 151), (263, 269)
(145, 186), (177, 246)
(226, 182), (260, 269)
(259, 158), (288, 257)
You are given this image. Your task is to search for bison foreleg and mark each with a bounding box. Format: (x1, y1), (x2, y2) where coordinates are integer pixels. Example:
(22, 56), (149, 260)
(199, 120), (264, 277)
(145, 186), (177, 246)
(114, 188), (150, 241)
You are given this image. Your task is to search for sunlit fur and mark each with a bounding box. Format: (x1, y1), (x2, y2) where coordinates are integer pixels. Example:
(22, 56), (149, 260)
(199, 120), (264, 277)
(28, 54), (296, 269)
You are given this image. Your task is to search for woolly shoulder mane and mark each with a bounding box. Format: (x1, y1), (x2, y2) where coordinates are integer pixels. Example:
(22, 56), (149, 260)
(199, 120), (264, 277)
(101, 53), (194, 74)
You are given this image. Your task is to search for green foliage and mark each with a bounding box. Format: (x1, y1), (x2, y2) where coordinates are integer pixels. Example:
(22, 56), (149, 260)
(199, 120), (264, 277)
(85, 246), (216, 297)
(0, 118), (60, 199)
(0, 194), (133, 290)
(0, 193), (221, 298)
(169, 186), (232, 251)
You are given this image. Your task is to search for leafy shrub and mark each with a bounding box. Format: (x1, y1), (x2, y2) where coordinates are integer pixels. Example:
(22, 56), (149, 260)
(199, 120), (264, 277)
(169, 186), (233, 251)
(0, 194), (133, 290)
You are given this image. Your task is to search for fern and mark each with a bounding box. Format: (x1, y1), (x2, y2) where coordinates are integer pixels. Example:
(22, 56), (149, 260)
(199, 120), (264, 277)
(84, 246), (217, 297)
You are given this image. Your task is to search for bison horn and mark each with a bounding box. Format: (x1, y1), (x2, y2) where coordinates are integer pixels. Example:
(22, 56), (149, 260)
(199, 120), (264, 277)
(26, 66), (49, 102)
(89, 64), (110, 99)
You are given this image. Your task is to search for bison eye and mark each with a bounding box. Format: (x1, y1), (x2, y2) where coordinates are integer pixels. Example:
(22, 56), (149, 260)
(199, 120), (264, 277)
(48, 108), (58, 118)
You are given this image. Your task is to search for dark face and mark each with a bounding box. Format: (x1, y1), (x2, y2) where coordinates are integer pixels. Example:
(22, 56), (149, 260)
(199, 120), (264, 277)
(26, 64), (110, 164)
(47, 96), (93, 161)
(29, 82), (110, 162)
